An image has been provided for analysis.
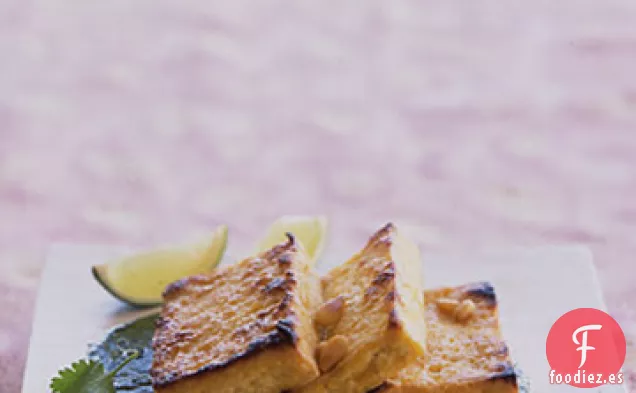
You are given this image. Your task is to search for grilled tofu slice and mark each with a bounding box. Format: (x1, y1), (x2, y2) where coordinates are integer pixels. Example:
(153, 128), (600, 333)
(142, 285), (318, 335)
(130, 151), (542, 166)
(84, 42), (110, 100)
(297, 223), (427, 393)
(151, 234), (322, 393)
(369, 282), (519, 393)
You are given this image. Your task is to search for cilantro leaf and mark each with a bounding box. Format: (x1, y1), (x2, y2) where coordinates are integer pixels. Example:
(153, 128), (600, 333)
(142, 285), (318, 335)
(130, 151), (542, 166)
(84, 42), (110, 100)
(88, 314), (157, 393)
(50, 351), (138, 393)
(50, 359), (111, 393)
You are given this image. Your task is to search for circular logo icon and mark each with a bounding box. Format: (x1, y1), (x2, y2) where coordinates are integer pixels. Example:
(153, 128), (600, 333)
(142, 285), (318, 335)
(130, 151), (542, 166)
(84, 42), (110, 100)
(546, 308), (626, 388)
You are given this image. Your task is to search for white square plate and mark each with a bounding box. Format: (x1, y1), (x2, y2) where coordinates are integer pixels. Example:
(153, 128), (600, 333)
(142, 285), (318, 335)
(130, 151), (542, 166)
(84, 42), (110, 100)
(22, 244), (627, 393)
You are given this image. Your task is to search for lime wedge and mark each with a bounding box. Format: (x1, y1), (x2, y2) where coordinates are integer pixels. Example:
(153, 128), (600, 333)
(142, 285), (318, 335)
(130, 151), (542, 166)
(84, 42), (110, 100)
(92, 225), (228, 307)
(256, 215), (327, 264)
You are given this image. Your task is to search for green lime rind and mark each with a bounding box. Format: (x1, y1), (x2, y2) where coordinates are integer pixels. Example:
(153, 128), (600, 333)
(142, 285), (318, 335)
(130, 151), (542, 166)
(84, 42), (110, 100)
(92, 225), (229, 309)
(91, 267), (163, 309)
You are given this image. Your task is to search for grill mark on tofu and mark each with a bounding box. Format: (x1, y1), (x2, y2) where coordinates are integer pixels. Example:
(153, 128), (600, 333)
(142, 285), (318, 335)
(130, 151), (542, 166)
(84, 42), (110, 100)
(277, 293), (294, 313)
(372, 265), (396, 285)
(186, 329), (298, 377)
(152, 305), (301, 387)
(463, 281), (498, 306)
(497, 343), (510, 356)
(150, 234), (318, 390)
(488, 362), (519, 386)
(365, 261), (402, 329)
(264, 277), (288, 292)
(299, 223), (427, 393)
(278, 253), (293, 265)
(163, 275), (208, 298)
(387, 308), (401, 328)
(369, 222), (396, 245)
(275, 318), (298, 342)
(374, 283), (518, 393)
(365, 262), (396, 299)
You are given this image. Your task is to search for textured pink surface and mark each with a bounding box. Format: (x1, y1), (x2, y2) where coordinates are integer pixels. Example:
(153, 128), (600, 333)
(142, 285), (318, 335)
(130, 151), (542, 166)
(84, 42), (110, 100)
(2, 1), (636, 392)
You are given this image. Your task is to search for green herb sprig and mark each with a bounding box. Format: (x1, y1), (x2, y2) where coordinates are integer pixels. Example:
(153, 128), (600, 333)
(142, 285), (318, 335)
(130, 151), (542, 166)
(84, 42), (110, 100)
(50, 351), (138, 393)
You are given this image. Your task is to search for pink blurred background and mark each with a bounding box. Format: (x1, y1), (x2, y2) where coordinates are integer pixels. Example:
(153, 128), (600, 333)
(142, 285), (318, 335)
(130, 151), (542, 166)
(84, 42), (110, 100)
(2, 1), (636, 392)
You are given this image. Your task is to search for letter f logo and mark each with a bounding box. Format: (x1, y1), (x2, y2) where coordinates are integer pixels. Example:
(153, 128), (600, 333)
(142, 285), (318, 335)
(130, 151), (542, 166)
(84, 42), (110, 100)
(547, 309), (626, 388)
(572, 324), (602, 368)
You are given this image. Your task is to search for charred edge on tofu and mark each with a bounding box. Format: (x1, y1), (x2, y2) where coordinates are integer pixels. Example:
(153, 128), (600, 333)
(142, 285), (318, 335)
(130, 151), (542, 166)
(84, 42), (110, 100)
(264, 277), (287, 292)
(488, 362), (519, 386)
(388, 308), (401, 328)
(361, 222), (396, 254)
(152, 303), (300, 388)
(151, 320), (300, 387)
(367, 224), (404, 331)
(385, 289), (403, 328)
(373, 222), (396, 243)
(152, 237), (303, 388)
(363, 260), (402, 328)
(367, 382), (393, 392)
(372, 264), (396, 285)
(365, 262), (396, 297)
(163, 275), (207, 298)
(497, 343), (510, 356)
(261, 233), (297, 261)
(463, 281), (497, 306)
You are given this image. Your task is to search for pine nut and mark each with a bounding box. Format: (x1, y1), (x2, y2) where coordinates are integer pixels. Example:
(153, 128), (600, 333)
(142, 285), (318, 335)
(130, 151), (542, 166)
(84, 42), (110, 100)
(316, 335), (349, 372)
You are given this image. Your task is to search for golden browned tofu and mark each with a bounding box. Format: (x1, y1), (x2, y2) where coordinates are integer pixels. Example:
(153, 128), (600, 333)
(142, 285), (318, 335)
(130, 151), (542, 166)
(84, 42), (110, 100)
(151, 234), (322, 393)
(297, 223), (427, 393)
(369, 282), (518, 393)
